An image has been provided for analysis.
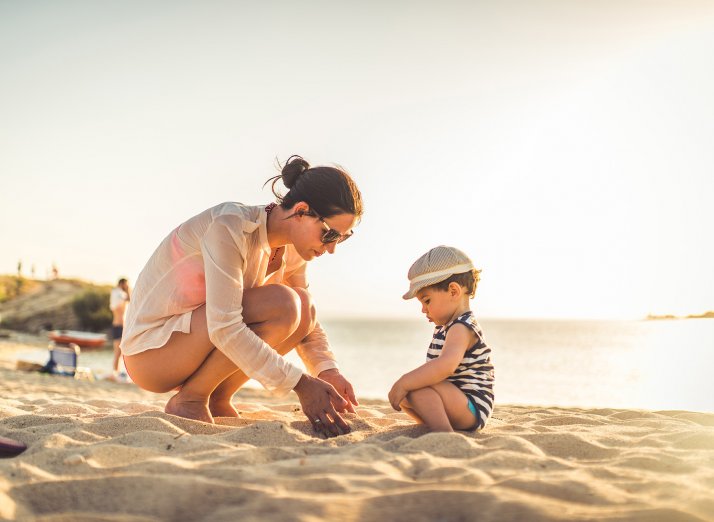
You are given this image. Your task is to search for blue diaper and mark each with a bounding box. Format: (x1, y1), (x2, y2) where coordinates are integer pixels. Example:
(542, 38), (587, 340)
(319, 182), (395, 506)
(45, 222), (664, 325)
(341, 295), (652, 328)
(467, 399), (477, 417)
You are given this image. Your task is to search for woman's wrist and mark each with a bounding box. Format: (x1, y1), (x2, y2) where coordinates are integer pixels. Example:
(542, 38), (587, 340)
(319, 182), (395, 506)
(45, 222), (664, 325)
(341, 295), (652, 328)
(293, 373), (311, 394)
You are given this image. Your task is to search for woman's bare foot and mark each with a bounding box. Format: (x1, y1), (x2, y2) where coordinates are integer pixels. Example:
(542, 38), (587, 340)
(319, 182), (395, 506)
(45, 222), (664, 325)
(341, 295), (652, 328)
(165, 392), (214, 423)
(208, 396), (240, 418)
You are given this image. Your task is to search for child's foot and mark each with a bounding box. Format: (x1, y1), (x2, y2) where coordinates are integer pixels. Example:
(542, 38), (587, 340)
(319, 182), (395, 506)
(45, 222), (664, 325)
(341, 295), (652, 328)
(165, 392), (214, 423)
(208, 397), (240, 418)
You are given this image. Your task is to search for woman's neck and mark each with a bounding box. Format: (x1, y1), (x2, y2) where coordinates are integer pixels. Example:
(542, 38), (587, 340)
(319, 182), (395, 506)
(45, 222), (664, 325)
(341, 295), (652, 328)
(266, 204), (291, 249)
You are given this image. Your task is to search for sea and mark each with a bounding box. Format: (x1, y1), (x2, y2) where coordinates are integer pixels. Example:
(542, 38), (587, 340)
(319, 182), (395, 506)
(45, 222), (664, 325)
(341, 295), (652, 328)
(16, 318), (714, 413)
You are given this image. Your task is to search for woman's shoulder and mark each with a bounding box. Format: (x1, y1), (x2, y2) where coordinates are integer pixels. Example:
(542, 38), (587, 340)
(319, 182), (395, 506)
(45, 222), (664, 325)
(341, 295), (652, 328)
(211, 202), (261, 220)
(205, 202), (266, 234)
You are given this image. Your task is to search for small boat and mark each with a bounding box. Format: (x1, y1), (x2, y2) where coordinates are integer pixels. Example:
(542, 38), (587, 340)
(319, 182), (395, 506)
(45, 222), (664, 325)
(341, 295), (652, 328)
(48, 330), (108, 349)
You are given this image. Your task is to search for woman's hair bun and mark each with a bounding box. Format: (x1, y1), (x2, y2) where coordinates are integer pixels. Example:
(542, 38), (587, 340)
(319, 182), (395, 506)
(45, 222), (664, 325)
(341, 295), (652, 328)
(281, 155), (310, 189)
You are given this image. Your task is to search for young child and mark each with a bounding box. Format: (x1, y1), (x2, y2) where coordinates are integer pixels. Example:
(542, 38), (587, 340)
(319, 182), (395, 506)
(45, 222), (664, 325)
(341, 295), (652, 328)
(389, 245), (495, 432)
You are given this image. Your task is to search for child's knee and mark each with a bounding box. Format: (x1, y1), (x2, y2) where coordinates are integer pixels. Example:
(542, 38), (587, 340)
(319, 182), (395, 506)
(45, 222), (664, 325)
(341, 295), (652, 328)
(405, 388), (429, 403)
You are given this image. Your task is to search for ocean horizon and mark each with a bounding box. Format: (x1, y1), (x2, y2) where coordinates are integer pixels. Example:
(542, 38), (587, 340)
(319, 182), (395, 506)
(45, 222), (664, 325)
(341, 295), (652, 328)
(14, 317), (714, 414)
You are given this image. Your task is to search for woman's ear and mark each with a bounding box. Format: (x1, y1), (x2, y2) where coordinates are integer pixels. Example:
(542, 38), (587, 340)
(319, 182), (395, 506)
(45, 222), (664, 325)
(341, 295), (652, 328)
(291, 201), (310, 217)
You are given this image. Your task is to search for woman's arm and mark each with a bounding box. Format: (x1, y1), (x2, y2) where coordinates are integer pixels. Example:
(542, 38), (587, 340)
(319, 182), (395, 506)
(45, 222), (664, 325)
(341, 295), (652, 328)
(284, 260), (358, 411)
(200, 215), (304, 396)
(283, 260), (338, 375)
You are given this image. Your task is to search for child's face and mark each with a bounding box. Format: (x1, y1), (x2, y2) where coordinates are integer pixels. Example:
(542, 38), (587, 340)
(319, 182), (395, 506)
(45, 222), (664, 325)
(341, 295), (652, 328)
(415, 286), (460, 326)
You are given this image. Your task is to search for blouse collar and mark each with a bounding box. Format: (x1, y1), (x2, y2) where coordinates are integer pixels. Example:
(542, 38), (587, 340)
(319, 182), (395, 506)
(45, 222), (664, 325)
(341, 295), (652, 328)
(257, 204), (271, 256)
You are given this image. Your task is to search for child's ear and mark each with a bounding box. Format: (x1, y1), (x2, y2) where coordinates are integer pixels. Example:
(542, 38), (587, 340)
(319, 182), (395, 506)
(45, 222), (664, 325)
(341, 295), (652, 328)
(449, 282), (461, 297)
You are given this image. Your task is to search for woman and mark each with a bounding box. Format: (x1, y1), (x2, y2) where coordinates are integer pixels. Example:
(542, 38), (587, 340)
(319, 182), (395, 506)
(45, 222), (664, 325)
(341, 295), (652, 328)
(121, 156), (362, 437)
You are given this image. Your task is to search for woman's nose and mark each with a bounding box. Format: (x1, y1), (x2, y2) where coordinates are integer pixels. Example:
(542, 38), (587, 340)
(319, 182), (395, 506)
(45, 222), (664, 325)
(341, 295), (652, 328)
(326, 242), (337, 254)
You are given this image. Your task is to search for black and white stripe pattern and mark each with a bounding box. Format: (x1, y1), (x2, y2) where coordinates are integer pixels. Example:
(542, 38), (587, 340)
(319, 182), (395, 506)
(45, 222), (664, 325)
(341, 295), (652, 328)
(427, 311), (495, 430)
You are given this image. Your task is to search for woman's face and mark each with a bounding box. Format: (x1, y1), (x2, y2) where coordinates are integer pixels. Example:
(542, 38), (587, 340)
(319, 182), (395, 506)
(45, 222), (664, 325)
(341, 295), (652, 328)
(291, 204), (358, 261)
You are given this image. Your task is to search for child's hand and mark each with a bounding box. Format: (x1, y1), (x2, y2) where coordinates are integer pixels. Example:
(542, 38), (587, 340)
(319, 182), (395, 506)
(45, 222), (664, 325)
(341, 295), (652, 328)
(388, 380), (408, 411)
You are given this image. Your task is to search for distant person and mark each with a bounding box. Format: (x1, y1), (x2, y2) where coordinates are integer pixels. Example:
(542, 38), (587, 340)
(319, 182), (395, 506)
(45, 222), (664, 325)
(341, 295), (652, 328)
(389, 246), (495, 432)
(121, 155), (362, 437)
(109, 278), (130, 380)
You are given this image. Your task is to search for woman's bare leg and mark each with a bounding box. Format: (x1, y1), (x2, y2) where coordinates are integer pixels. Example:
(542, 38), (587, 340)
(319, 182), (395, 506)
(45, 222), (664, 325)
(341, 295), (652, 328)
(123, 285), (306, 423)
(208, 287), (316, 417)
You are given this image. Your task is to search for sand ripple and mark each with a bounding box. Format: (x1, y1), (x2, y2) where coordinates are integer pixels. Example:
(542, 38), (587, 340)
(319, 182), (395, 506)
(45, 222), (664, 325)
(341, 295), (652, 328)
(1, 364), (713, 521)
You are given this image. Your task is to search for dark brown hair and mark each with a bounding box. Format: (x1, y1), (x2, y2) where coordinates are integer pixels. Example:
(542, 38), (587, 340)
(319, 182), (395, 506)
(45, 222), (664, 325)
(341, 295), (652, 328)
(428, 269), (482, 298)
(265, 155), (363, 219)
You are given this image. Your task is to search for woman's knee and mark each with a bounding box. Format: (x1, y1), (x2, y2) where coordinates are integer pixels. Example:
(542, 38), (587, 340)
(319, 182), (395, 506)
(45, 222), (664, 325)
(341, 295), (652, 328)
(291, 287), (316, 338)
(263, 284), (302, 334)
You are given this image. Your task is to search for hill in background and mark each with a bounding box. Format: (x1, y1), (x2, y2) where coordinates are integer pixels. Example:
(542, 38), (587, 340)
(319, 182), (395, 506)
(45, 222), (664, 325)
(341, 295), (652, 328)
(0, 276), (112, 333)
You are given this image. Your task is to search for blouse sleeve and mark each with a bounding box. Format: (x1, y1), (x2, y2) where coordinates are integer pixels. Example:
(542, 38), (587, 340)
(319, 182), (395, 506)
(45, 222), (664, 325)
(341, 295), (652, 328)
(295, 322), (339, 376)
(200, 214), (304, 395)
(284, 260), (339, 376)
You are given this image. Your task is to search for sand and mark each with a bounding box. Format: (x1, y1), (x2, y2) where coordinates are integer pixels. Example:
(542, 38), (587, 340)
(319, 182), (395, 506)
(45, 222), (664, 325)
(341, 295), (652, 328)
(1, 339), (714, 522)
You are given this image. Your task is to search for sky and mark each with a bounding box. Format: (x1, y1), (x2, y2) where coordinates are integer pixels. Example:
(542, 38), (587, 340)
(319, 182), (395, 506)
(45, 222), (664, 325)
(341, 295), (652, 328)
(1, 0), (713, 320)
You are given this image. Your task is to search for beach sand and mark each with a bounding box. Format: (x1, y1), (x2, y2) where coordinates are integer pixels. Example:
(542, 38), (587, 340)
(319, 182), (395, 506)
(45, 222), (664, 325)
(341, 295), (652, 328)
(1, 339), (713, 521)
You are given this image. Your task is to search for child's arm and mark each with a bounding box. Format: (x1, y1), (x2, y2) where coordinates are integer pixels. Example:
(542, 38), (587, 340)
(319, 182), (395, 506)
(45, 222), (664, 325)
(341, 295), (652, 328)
(389, 324), (474, 410)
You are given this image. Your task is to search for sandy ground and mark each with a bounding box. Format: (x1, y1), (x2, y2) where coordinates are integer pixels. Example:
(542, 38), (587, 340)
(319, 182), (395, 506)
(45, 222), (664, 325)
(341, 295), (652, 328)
(1, 338), (713, 522)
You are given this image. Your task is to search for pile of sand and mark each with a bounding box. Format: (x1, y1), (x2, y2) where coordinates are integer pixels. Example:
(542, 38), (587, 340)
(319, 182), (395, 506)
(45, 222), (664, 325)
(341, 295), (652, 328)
(1, 345), (713, 521)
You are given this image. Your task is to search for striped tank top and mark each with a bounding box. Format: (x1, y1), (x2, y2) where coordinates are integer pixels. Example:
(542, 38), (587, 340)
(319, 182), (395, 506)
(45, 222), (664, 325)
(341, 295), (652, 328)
(427, 311), (495, 430)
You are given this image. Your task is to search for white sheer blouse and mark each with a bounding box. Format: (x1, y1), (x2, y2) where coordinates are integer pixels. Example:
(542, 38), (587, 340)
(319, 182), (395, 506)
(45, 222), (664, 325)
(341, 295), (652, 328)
(121, 202), (338, 396)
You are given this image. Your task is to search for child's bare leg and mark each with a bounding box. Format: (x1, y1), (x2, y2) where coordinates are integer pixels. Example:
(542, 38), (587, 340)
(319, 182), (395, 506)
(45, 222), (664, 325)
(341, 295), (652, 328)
(124, 285), (302, 423)
(208, 288), (316, 417)
(404, 387), (453, 432)
(399, 402), (425, 424)
(429, 381), (479, 431)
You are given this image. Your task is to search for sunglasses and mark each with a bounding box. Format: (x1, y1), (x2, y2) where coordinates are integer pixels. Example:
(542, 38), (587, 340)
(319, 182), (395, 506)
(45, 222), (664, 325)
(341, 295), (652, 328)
(309, 211), (353, 244)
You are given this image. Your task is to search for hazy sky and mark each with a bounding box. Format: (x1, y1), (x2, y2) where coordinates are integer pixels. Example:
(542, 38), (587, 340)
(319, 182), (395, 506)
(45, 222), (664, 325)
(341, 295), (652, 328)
(2, 1), (713, 319)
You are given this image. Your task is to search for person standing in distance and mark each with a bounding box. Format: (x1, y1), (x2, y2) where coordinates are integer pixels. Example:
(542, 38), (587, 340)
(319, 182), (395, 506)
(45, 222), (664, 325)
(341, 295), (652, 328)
(110, 278), (130, 380)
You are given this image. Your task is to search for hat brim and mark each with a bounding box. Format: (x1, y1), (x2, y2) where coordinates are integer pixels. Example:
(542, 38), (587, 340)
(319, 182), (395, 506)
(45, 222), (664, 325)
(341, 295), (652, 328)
(402, 273), (455, 300)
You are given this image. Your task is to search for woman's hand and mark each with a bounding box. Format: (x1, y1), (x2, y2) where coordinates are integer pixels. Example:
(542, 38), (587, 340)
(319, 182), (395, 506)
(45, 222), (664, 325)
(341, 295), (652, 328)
(388, 378), (408, 411)
(318, 369), (358, 413)
(293, 374), (351, 437)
